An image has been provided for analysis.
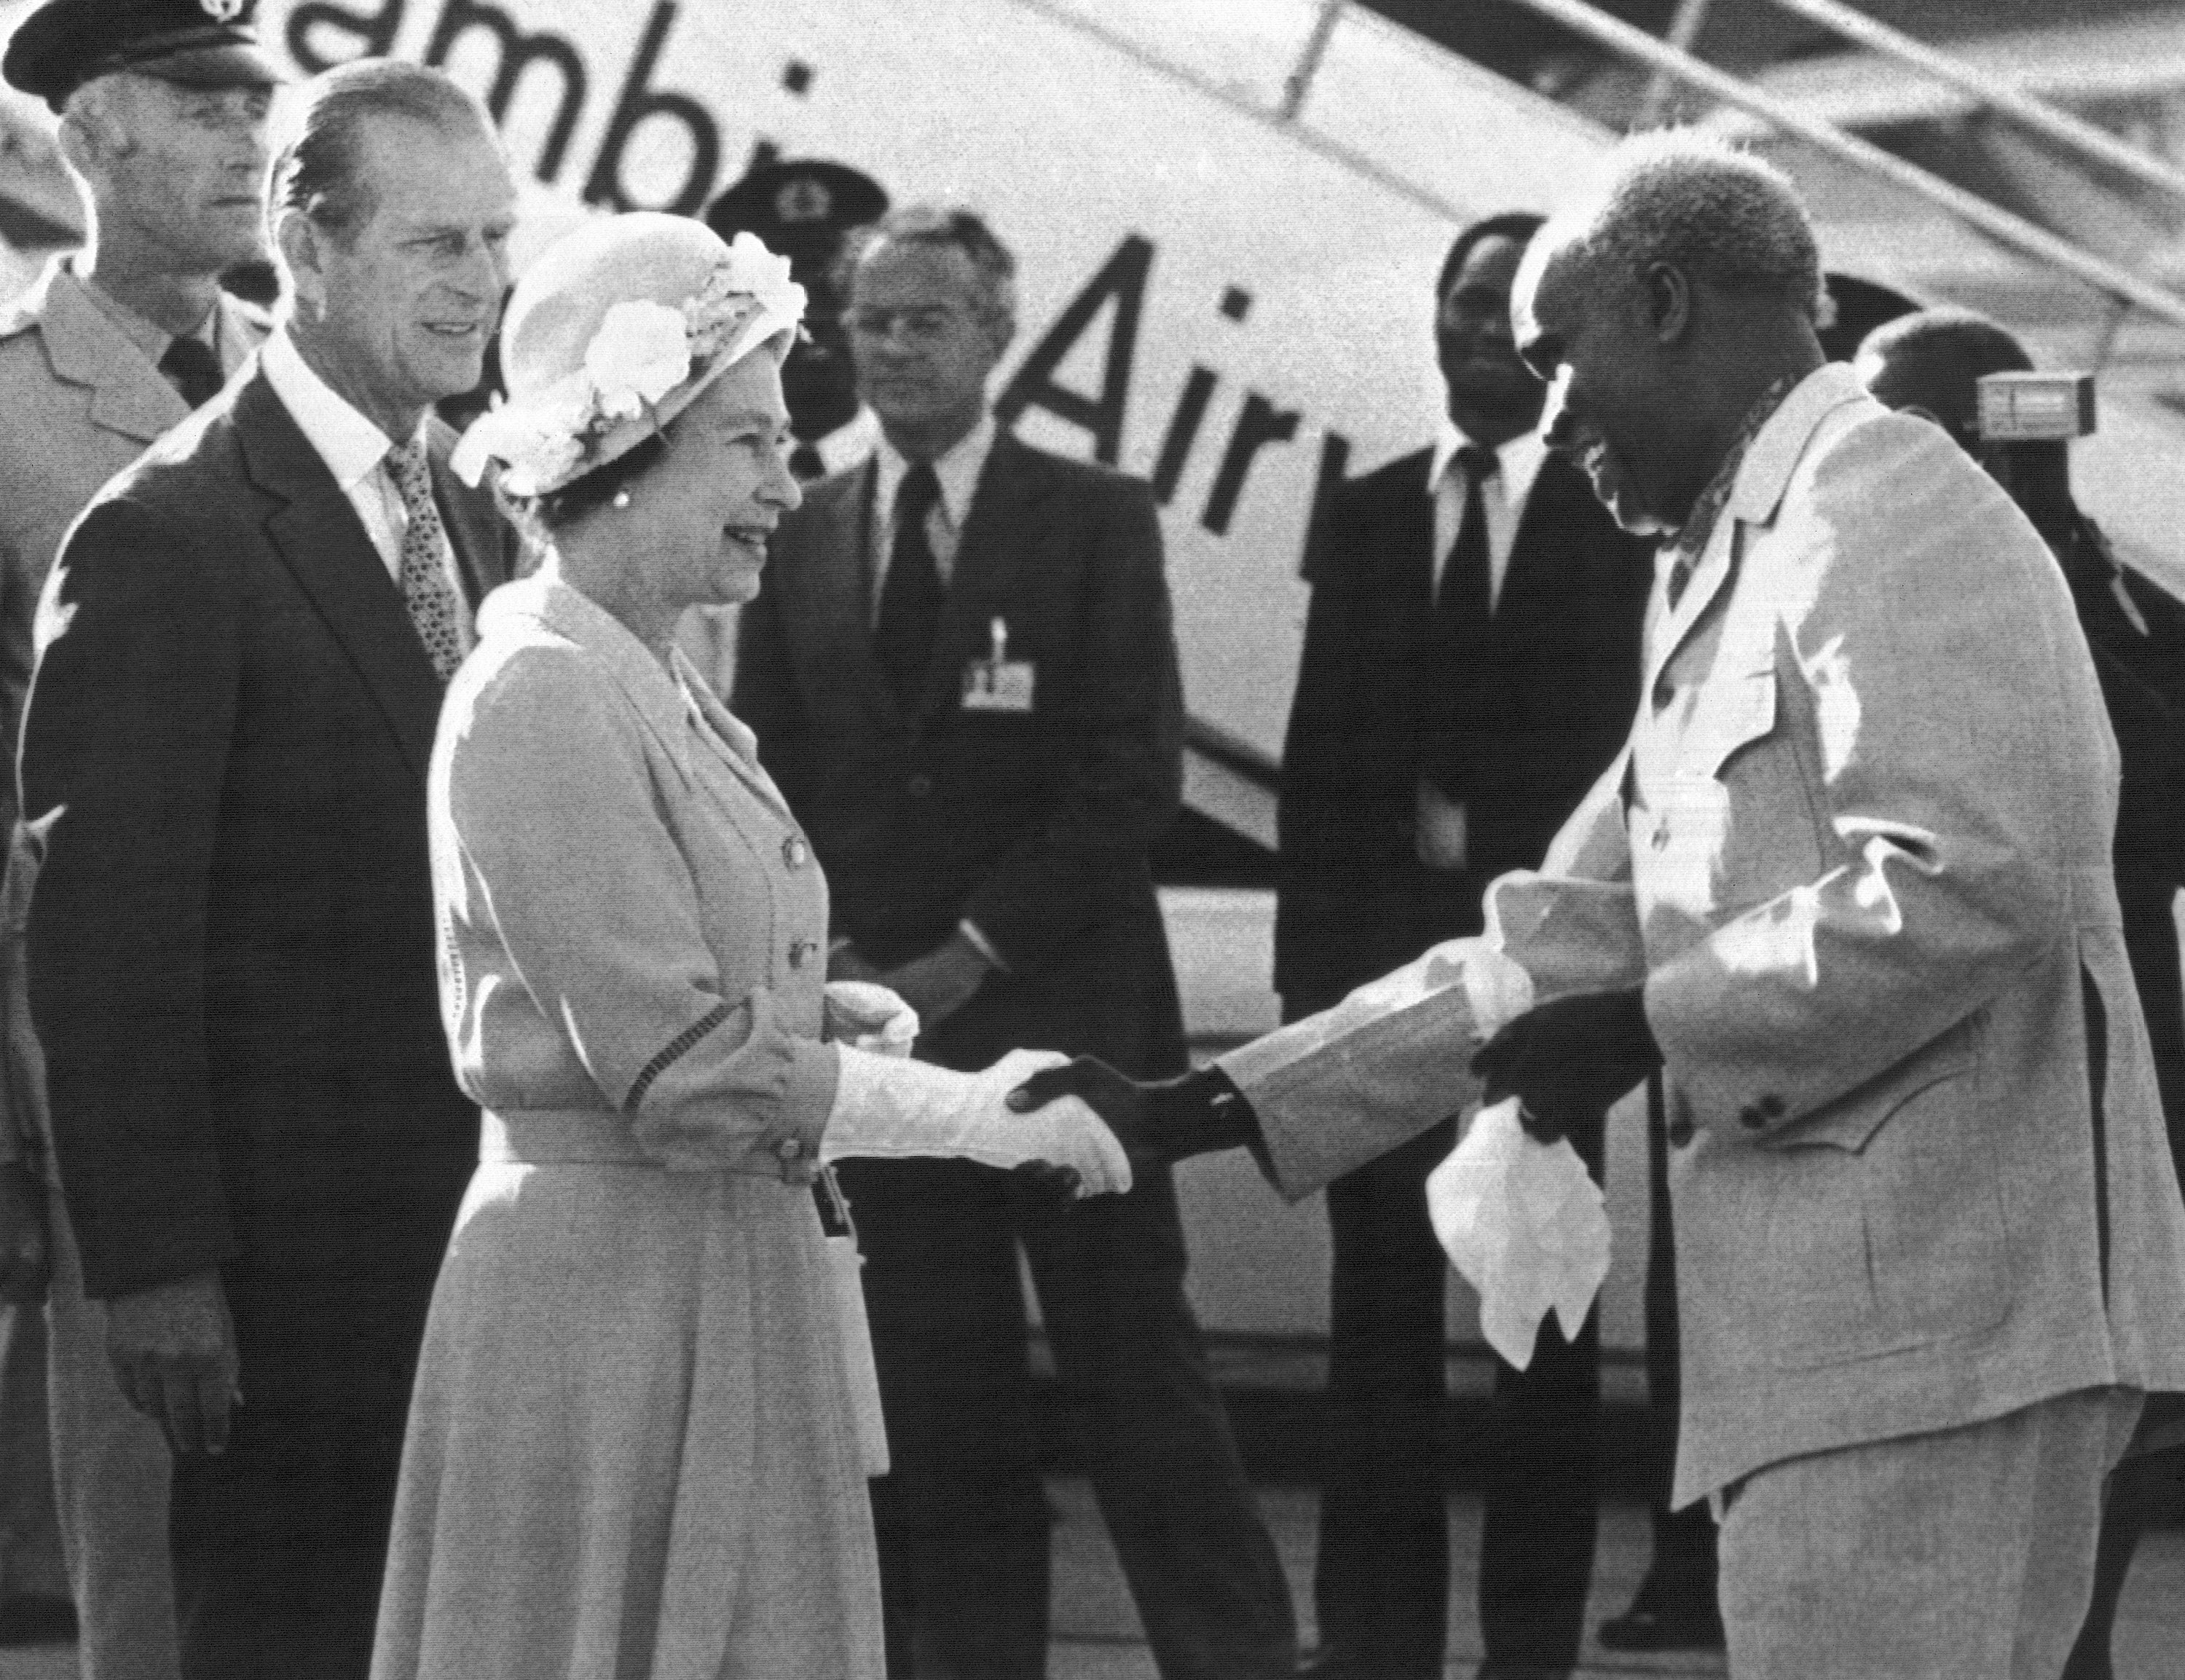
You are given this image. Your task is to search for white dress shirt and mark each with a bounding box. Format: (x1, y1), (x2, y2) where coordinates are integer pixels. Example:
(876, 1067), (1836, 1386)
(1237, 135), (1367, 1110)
(867, 411), (997, 626)
(1427, 420), (1549, 613)
(261, 330), (462, 599)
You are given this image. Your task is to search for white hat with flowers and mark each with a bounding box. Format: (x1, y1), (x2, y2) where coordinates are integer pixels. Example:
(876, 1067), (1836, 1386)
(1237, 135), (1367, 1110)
(452, 211), (807, 498)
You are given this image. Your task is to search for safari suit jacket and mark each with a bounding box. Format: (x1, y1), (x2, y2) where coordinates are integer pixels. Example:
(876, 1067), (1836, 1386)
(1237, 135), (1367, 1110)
(1215, 365), (2185, 1504)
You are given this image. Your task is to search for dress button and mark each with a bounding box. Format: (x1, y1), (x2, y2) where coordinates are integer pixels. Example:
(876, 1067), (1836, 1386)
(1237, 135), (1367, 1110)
(788, 938), (817, 969)
(907, 774), (934, 798)
(1652, 681), (1674, 711)
(1739, 1105), (1767, 1130)
(782, 836), (808, 869)
(1650, 824), (1671, 851)
(1666, 1117), (1694, 1148)
(776, 1136), (804, 1162)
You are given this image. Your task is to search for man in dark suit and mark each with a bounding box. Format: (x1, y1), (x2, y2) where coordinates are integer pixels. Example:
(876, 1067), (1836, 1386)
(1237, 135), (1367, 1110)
(735, 206), (1299, 1680)
(1274, 211), (1658, 1680)
(17, 60), (519, 1680)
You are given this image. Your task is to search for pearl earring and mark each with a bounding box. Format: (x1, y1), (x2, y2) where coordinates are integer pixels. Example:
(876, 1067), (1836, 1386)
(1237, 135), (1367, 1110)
(611, 487), (632, 509)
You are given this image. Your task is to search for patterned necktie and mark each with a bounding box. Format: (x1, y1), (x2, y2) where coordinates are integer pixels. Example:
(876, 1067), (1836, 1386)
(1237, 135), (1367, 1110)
(874, 462), (945, 707)
(385, 439), (470, 682)
(158, 336), (226, 409)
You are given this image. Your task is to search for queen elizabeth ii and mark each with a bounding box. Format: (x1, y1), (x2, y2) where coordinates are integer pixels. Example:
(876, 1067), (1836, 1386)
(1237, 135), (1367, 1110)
(368, 213), (1127, 1680)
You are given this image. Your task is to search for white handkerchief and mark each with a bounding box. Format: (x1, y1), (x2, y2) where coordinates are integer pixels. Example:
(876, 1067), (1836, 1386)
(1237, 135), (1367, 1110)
(824, 980), (919, 1057)
(1425, 1098), (1612, 1371)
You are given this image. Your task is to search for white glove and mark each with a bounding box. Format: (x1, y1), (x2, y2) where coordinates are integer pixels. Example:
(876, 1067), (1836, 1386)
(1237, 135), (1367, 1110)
(822, 1046), (1133, 1197)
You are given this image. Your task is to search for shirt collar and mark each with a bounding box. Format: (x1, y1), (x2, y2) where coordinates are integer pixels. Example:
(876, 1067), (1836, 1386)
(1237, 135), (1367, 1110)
(1428, 417), (1551, 511)
(1661, 371), (1808, 566)
(261, 328), (425, 494)
(1724, 362), (1871, 527)
(875, 410), (998, 528)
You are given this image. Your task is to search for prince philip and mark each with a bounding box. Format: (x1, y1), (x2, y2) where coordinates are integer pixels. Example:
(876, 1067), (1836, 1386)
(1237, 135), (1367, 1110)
(18, 60), (519, 1680)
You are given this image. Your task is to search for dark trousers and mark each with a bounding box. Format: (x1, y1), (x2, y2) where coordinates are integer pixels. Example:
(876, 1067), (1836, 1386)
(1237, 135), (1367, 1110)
(1312, 1108), (1605, 1679)
(169, 1274), (428, 1680)
(840, 1155), (1296, 1680)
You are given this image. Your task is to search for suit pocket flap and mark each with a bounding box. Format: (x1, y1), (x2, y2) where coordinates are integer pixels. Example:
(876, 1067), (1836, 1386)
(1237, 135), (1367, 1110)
(1770, 1043), (1974, 1153)
(1682, 669), (1776, 779)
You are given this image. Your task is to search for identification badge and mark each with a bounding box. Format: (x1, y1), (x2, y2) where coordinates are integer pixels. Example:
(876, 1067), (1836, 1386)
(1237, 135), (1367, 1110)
(961, 615), (1035, 712)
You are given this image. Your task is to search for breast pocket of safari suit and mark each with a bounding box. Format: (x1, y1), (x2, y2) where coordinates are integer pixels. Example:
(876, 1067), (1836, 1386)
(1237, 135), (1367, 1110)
(1647, 669), (1822, 920)
(1744, 1029), (2008, 1371)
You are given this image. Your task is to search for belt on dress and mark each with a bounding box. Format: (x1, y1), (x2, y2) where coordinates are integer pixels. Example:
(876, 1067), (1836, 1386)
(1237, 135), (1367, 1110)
(479, 1108), (809, 1179)
(479, 1108), (661, 1166)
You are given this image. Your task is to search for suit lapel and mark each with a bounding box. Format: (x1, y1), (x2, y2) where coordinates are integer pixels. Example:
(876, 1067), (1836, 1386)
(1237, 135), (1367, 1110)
(916, 433), (1040, 721)
(232, 373), (445, 777)
(36, 264), (189, 446)
(789, 460), (906, 727)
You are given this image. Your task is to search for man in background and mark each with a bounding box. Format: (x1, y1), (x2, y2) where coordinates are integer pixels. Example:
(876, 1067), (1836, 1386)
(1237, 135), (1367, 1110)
(736, 205), (1302, 1679)
(1275, 210), (1657, 1680)
(0, 1), (280, 1670)
(706, 156), (887, 480)
(19, 60), (519, 1679)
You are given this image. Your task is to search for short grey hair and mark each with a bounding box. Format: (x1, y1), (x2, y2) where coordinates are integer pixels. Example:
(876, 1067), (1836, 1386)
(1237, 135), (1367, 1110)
(1546, 129), (1824, 320)
(843, 205), (1017, 324)
(267, 60), (495, 247)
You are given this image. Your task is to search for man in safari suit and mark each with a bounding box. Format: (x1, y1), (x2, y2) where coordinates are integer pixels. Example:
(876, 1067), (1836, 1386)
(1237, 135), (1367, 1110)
(1016, 132), (2185, 1680)
(0, 1), (280, 1670)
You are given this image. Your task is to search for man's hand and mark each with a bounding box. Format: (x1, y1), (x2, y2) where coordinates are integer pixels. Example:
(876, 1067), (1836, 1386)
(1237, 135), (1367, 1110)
(1007, 1059), (1259, 1167)
(881, 932), (993, 1033)
(105, 1270), (240, 1457)
(1470, 987), (1661, 1143)
(0, 1164), (50, 1304)
(1415, 780), (1468, 871)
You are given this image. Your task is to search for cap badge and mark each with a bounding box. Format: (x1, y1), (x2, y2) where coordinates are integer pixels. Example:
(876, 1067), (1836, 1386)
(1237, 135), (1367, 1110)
(774, 177), (833, 225)
(200, 0), (248, 22)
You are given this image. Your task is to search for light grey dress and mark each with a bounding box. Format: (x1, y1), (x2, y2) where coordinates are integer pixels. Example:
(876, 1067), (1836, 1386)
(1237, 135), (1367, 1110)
(370, 573), (881, 1680)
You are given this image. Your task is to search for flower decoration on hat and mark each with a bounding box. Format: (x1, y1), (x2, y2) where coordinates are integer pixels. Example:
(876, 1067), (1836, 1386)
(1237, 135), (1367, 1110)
(454, 230), (806, 497)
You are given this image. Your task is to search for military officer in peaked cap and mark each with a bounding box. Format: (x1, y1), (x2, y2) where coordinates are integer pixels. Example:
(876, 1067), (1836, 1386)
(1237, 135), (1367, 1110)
(706, 157), (889, 480)
(682, 159), (891, 689)
(0, 1), (279, 1675)
(2, 0), (281, 113)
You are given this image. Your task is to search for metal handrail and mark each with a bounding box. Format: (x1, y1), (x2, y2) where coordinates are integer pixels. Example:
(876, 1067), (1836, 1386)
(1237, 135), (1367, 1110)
(1496, 0), (2185, 332)
(1757, 0), (2185, 208)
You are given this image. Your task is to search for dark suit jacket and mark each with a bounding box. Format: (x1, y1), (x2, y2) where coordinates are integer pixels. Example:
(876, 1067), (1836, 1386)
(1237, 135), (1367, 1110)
(19, 366), (518, 1310)
(1275, 443), (1652, 1011)
(733, 430), (1188, 1078)
(2056, 513), (2185, 1159)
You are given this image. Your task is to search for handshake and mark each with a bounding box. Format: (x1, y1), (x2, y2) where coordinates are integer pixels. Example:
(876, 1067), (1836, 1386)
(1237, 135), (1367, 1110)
(993, 984), (1664, 1202)
(825, 974), (1665, 1204)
